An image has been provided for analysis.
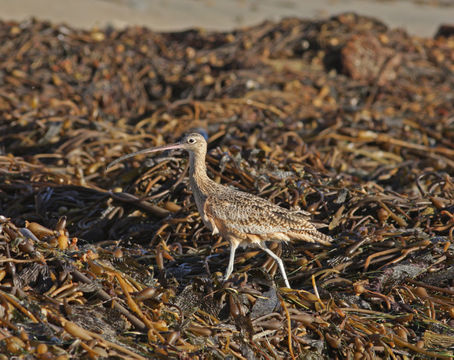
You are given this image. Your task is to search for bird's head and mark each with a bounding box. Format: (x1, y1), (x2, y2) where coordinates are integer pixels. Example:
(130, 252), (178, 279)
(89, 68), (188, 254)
(179, 133), (207, 153)
(106, 132), (207, 170)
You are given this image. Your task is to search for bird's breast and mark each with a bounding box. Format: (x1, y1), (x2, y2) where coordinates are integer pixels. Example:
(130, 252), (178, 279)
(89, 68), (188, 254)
(200, 207), (220, 235)
(190, 185), (219, 235)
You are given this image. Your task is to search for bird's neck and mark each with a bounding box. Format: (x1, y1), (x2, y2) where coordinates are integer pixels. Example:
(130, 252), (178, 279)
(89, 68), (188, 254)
(189, 151), (216, 196)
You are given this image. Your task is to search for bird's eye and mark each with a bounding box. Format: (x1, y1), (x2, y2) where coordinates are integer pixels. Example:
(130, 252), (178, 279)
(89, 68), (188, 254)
(188, 138), (196, 144)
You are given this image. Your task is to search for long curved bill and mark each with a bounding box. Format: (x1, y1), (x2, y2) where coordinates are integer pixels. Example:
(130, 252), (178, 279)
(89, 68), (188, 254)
(106, 142), (184, 170)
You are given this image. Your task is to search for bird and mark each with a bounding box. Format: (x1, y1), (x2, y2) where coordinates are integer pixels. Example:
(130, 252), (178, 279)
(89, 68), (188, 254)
(107, 133), (332, 288)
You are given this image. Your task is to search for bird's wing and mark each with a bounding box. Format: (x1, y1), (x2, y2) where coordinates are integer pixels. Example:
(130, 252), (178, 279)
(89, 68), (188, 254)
(204, 190), (324, 237)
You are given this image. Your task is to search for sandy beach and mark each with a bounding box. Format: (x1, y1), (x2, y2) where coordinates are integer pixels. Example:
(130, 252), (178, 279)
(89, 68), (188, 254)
(1, 0), (453, 36)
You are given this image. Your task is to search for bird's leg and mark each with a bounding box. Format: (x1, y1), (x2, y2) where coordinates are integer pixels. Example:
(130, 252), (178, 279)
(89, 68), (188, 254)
(259, 243), (291, 289)
(224, 241), (238, 281)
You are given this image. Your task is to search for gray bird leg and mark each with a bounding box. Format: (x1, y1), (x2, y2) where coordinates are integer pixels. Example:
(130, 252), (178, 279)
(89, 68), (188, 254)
(224, 241), (239, 281)
(259, 243), (291, 288)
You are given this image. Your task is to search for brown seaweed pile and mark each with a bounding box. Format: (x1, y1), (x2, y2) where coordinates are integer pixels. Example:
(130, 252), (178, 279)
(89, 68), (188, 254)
(0, 13), (453, 359)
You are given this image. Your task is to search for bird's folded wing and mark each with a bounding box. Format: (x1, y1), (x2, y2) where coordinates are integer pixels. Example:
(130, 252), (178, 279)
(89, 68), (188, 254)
(204, 191), (319, 236)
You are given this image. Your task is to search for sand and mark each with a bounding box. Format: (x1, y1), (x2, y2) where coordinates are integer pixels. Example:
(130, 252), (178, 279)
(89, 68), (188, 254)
(1, 0), (453, 36)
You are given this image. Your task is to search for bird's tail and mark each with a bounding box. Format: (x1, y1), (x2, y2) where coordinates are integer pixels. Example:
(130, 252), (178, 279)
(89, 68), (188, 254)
(291, 229), (333, 246)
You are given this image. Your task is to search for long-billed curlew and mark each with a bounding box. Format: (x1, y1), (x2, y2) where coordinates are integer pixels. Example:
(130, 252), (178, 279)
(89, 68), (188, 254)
(107, 133), (332, 288)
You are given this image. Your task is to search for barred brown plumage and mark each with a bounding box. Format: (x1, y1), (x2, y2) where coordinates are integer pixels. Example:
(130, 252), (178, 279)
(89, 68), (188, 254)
(107, 133), (332, 288)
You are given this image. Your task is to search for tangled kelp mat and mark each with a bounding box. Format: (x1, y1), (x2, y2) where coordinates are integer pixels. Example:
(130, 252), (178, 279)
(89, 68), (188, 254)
(0, 13), (454, 359)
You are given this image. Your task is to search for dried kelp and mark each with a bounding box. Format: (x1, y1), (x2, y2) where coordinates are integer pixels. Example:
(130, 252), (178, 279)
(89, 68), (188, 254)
(0, 13), (453, 359)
